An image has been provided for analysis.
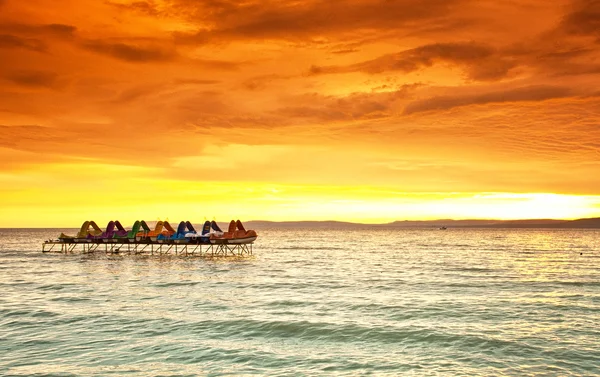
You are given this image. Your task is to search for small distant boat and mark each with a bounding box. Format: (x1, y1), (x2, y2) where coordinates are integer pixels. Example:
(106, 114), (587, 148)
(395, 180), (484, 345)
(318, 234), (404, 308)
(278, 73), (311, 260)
(439, 226), (447, 230)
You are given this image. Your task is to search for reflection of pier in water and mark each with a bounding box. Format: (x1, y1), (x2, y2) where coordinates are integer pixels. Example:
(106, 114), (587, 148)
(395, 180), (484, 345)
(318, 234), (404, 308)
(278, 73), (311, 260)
(42, 240), (253, 257)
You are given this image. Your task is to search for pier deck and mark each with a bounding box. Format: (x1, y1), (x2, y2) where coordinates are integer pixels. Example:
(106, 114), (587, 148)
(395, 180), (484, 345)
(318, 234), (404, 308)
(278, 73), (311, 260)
(42, 240), (253, 256)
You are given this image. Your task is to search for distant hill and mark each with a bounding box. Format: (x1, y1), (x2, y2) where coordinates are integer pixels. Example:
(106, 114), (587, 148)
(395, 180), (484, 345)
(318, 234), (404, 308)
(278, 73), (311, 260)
(246, 220), (369, 229)
(246, 217), (600, 229)
(544, 217), (600, 228)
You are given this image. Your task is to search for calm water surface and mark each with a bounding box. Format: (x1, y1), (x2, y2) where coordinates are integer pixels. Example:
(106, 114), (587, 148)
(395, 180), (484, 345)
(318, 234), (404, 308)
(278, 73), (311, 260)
(0, 228), (599, 376)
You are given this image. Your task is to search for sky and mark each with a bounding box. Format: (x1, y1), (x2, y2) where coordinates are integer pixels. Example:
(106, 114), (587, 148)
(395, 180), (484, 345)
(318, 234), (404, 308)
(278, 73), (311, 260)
(1, 0), (600, 226)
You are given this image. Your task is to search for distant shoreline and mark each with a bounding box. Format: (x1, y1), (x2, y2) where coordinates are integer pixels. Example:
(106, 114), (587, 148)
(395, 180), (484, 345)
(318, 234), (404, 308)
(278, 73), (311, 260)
(245, 217), (600, 229)
(3, 217), (600, 229)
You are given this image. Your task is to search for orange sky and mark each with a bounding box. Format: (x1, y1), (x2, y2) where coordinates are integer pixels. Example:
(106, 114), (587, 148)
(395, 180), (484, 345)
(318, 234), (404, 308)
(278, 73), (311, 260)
(1, 0), (600, 226)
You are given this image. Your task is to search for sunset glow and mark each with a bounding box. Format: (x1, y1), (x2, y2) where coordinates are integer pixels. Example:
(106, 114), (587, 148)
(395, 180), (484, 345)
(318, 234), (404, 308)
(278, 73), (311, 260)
(1, 0), (600, 226)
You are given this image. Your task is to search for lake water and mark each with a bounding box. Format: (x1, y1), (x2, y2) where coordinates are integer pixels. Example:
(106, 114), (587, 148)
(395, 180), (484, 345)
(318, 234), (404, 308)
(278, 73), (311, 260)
(1, 228), (599, 376)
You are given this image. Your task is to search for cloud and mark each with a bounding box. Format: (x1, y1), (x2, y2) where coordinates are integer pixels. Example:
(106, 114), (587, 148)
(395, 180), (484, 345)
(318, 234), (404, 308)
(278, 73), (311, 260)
(108, 1), (160, 16)
(331, 48), (359, 54)
(0, 23), (76, 38)
(173, 78), (220, 85)
(192, 58), (240, 71)
(275, 85), (419, 121)
(109, 83), (162, 104)
(359, 42), (495, 73)
(81, 39), (177, 62)
(0, 122), (214, 169)
(42, 23), (77, 37)
(173, 0), (470, 44)
(3, 70), (60, 88)
(242, 74), (289, 91)
(310, 42), (517, 81)
(78, 38), (240, 68)
(0, 124), (66, 148)
(2, 0), (600, 210)
(403, 85), (572, 114)
(0, 23), (76, 53)
(559, 0), (600, 40)
(0, 34), (46, 52)
(108, 80), (220, 106)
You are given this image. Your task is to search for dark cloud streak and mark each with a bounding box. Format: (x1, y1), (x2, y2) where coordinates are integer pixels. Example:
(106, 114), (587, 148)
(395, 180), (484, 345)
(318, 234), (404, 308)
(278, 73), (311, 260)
(0, 34), (46, 52)
(0, 23), (76, 38)
(559, 0), (600, 40)
(275, 85), (419, 121)
(404, 85), (573, 114)
(81, 40), (177, 62)
(3, 70), (60, 88)
(310, 42), (517, 81)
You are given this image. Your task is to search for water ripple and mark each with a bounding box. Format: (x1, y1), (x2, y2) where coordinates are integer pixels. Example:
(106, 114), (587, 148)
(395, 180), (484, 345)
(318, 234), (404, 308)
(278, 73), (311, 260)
(1, 228), (600, 376)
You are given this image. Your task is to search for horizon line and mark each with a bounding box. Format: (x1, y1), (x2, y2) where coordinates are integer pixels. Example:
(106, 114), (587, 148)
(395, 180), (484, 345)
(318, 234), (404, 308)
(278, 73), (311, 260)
(3, 216), (600, 229)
